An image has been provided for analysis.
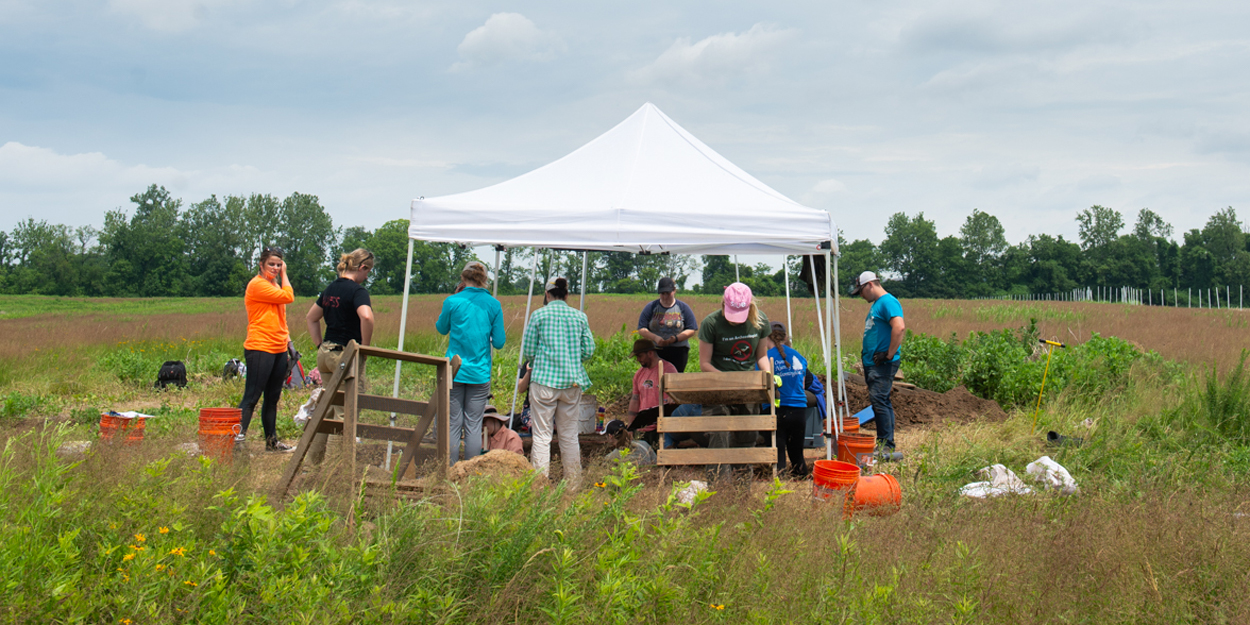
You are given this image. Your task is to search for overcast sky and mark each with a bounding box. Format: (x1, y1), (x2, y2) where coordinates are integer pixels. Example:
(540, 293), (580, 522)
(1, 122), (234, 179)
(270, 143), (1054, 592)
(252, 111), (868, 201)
(3, 0), (1249, 253)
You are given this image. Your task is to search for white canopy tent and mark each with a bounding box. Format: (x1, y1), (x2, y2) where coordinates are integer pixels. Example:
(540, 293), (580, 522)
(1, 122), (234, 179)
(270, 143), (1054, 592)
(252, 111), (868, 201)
(395, 103), (851, 464)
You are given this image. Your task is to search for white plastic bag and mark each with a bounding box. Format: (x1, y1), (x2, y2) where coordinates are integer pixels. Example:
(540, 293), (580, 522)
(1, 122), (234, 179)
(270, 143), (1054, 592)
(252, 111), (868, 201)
(293, 388), (323, 426)
(959, 464), (1033, 498)
(1026, 455), (1079, 495)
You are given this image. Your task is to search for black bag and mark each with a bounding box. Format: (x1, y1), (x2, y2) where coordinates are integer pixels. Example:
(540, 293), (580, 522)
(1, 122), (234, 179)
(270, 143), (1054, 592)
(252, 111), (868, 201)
(222, 358), (244, 380)
(155, 361), (187, 389)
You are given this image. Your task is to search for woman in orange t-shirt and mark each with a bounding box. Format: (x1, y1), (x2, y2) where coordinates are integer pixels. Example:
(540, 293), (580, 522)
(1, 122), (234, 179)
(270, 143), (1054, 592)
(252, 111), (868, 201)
(238, 246), (296, 451)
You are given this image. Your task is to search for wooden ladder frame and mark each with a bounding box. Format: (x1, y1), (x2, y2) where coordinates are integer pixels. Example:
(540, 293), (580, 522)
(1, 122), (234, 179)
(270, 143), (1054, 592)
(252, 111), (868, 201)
(275, 341), (457, 497)
(655, 370), (776, 473)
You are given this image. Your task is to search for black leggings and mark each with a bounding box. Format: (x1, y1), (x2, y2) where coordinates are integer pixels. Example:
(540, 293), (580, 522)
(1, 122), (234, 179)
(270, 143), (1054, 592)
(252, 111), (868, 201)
(239, 349), (288, 443)
(656, 346), (689, 373)
(776, 405), (809, 477)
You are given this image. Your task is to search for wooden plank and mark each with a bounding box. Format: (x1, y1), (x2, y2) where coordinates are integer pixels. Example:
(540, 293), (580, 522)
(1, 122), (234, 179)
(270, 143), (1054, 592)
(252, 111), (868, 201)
(657, 415), (775, 433)
(329, 391), (428, 416)
(657, 447), (777, 466)
(343, 353), (359, 479)
(357, 344), (449, 367)
(391, 354), (458, 482)
(662, 370), (770, 391)
(315, 420), (417, 443)
(435, 360), (450, 480)
(275, 344), (359, 498)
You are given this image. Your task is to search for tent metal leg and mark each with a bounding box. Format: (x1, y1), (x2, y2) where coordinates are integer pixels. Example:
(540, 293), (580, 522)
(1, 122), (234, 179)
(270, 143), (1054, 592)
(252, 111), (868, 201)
(493, 247), (501, 297)
(508, 251), (540, 429)
(386, 237), (415, 469)
(830, 252), (847, 454)
(579, 251), (588, 311)
(825, 251), (838, 460)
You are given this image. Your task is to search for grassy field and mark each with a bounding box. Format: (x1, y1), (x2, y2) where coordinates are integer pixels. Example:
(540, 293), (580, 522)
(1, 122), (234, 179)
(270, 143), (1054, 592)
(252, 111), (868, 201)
(1, 294), (1249, 623)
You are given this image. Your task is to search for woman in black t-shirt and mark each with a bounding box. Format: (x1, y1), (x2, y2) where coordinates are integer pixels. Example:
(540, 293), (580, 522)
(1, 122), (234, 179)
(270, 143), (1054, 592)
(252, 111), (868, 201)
(306, 248), (375, 377)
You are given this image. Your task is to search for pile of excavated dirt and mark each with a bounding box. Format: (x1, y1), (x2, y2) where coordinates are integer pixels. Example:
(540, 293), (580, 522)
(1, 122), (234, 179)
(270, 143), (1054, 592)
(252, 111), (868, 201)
(448, 449), (534, 482)
(835, 374), (1007, 428)
(603, 393), (631, 420)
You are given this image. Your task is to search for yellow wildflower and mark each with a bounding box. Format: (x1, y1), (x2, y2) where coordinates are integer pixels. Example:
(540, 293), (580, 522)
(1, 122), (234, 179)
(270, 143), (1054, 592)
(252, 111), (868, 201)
(121, 619), (132, 624)
(122, 553), (135, 561)
(159, 527), (169, 534)
(209, 550), (217, 556)
(129, 545), (144, 551)
(134, 533), (145, 542)
(184, 580), (197, 587)
(594, 482), (606, 488)
(169, 547), (186, 557)
(710, 604), (725, 610)
(155, 564), (165, 571)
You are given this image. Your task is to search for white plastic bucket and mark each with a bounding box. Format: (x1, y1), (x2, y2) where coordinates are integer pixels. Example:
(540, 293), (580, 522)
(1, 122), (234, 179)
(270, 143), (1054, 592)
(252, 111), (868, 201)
(577, 395), (598, 434)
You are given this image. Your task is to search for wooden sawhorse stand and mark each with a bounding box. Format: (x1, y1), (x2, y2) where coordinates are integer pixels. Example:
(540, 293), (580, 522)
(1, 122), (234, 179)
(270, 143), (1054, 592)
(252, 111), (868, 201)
(275, 341), (457, 498)
(656, 370), (776, 475)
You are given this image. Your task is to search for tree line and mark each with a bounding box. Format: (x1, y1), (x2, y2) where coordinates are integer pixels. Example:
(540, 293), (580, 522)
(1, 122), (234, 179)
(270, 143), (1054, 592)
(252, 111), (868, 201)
(1, 184), (1246, 299)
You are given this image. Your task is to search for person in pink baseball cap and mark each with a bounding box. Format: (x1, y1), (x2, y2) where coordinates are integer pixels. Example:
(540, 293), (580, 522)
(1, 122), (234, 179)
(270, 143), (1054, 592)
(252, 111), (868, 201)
(696, 281), (774, 479)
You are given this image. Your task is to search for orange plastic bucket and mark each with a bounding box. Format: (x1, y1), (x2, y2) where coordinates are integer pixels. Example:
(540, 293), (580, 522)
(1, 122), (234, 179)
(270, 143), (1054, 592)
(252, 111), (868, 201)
(853, 473), (901, 515)
(812, 459), (860, 515)
(837, 432), (876, 470)
(841, 415), (859, 434)
(198, 407), (242, 462)
(99, 413), (145, 444)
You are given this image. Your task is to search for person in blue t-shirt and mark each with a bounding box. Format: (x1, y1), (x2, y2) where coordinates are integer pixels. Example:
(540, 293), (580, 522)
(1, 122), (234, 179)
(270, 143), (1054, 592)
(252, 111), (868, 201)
(763, 322), (810, 477)
(850, 270), (905, 452)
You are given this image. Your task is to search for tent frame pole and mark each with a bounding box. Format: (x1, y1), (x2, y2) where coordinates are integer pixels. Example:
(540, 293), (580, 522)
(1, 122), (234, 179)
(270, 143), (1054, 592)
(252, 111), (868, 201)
(827, 250), (842, 461)
(579, 251), (589, 311)
(493, 246), (501, 297)
(386, 237), (416, 469)
(508, 250), (541, 429)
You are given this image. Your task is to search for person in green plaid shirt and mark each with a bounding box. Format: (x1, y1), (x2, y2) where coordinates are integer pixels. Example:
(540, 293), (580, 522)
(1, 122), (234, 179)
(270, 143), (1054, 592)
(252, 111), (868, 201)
(522, 276), (596, 485)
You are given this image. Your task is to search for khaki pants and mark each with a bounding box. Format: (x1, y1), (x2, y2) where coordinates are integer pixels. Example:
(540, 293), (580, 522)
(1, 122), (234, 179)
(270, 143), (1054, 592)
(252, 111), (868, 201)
(308, 342), (366, 464)
(529, 383), (582, 487)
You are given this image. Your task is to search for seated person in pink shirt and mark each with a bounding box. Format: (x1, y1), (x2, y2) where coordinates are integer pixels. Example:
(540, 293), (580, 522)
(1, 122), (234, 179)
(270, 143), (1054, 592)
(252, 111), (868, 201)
(483, 406), (524, 455)
(625, 339), (680, 433)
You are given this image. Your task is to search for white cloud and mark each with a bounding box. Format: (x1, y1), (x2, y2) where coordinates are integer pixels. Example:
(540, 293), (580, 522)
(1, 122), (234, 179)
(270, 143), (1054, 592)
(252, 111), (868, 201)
(812, 179), (847, 194)
(630, 23), (795, 86)
(0, 142), (274, 226)
(107, 0), (238, 32)
(450, 13), (565, 72)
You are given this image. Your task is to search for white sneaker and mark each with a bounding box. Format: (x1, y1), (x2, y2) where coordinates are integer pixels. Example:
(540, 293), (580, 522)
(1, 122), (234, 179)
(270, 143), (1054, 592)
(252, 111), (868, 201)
(234, 433), (246, 443)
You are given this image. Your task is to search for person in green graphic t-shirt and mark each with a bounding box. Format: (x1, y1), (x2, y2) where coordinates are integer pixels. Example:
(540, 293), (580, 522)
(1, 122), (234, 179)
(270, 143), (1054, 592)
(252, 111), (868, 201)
(696, 282), (774, 478)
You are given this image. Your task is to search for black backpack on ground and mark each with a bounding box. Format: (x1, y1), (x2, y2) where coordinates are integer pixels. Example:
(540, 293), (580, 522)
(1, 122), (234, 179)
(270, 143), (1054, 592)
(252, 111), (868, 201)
(155, 361), (187, 389)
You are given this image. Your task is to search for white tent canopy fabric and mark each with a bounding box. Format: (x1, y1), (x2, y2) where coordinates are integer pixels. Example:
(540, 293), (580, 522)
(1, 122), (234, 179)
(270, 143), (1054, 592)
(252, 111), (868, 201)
(395, 103), (849, 467)
(409, 103), (837, 255)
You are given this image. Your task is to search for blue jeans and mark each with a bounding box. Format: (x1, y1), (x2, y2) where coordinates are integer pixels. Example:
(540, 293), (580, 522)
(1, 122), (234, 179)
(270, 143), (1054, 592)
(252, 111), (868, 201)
(449, 382), (491, 465)
(663, 403), (702, 449)
(865, 360), (900, 450)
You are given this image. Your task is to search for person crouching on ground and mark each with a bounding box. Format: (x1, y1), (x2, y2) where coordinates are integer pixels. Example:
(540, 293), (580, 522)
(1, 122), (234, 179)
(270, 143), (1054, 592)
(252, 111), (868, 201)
(603, 419), (657, 466)
(483, 407), (524, 455)
(850, 270), (905, 454)
(238, 246), (296, 452)
(521, 277), (595, 486)
(765, 322), (810, 478)
(624, 338), (679, 436)
(697, 282), (774, 478)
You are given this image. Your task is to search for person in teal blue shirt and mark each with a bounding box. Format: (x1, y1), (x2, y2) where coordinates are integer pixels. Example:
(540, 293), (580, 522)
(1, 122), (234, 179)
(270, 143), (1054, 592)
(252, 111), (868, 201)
(436, 261), (506, 465)
(850, 270), (905, 453)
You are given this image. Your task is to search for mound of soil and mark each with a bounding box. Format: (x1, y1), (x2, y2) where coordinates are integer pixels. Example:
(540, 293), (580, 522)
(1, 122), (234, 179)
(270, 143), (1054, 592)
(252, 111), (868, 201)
(838, 374), (1007, 427)
(449, 449), (534, 482)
